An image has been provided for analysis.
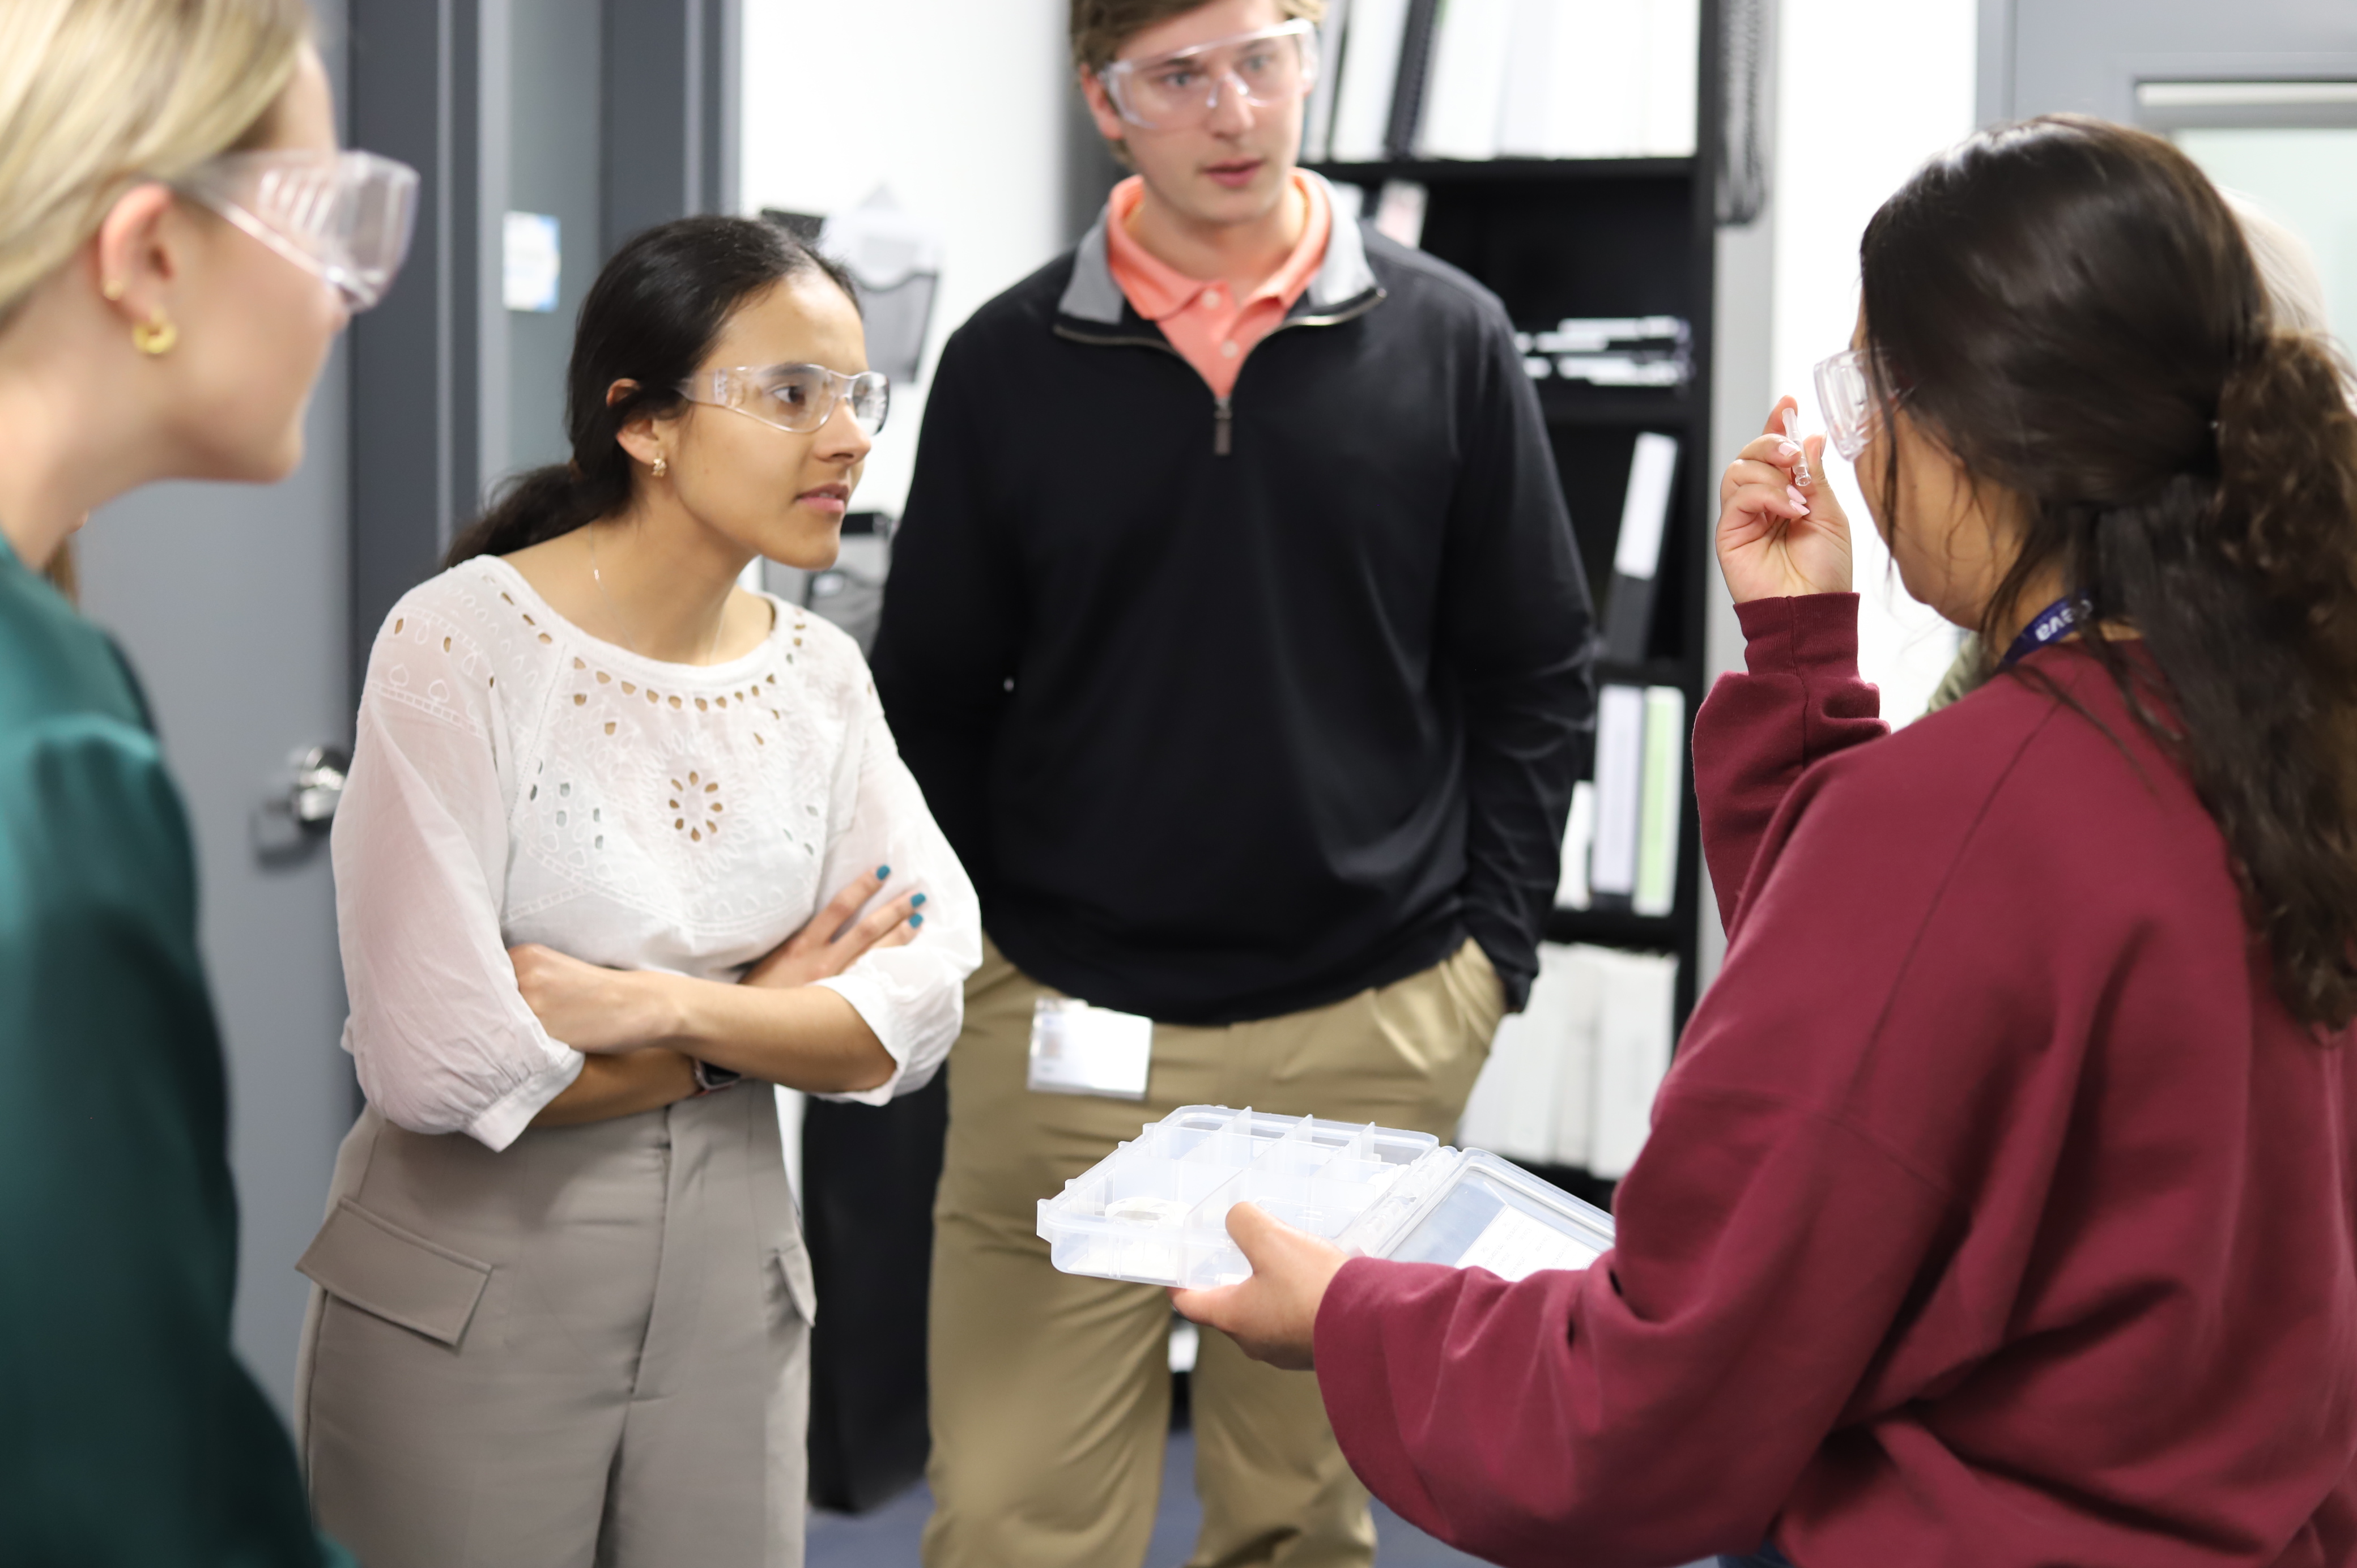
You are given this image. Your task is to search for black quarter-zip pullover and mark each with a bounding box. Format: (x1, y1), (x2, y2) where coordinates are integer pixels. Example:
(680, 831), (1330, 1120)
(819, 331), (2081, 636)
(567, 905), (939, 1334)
(872, 197), (1594, 1023)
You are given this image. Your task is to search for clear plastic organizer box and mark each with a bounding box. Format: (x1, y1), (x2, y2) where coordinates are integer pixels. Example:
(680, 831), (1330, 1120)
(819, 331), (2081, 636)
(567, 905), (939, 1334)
(1037, 1105), (1617, 1289)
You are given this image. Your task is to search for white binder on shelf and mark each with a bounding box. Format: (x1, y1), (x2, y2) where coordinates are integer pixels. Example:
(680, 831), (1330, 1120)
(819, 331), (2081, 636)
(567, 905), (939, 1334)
(1491, 0), (1696, 160)
(1495, 0), (1559, 158)
(1589, 948), (1677, 1178)
(1602, 432), (1679, 663)
(1459, 942), (1668, 1178)
(1302, 0), (1352, 163)
(1458, 995), (1558, 1161)
(1373, 179), (1428, 248)
(1615, 433), (1679, 580)
(1556, 0), (1644, 158)
(1542, 946), (1603, 1169)
(1416, 0), (1516, 160)
(1556, 779), (1596, 910)
(1330, 0), (1411, 161)
(1590, 684), (1645, 899)
(1634, 685), (1686, 917)
(1639, 0), (1701, 157)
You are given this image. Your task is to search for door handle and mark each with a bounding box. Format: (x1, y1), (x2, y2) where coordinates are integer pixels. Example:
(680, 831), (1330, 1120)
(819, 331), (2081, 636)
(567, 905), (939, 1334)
(285, 744), (350, 828)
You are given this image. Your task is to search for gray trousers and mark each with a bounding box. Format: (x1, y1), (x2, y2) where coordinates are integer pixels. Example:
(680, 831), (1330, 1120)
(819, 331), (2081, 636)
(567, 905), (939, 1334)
(293, 1083), (814, 1568)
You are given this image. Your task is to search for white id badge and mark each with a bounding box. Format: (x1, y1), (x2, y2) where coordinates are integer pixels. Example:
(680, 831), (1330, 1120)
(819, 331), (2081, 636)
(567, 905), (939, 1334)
(1027, 998), (1154, 1100)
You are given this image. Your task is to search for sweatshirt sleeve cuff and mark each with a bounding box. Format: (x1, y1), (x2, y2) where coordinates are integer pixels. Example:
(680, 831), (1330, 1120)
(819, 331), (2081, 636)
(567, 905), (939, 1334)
(1313, 1257), (1457, 1527)
(1314, 1255), (1449, 1431)
(1735, 593), (1861, 679)
(1315, 1254), (1394, 1368)
(463, 1047), (584, 1151)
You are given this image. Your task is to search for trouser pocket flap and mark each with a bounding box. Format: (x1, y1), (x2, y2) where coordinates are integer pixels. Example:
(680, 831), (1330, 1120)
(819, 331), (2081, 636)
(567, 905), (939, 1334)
(297, 1197), (491, 1347)
(773, 1245), (818, 1326)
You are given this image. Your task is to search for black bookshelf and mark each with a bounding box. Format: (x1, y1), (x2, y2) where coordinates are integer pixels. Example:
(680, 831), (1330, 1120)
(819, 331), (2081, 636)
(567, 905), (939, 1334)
(1312, 2), (1727, 1204)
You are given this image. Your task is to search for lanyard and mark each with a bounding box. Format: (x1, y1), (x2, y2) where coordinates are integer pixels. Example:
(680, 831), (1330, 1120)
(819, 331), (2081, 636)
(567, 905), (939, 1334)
(1999, 594), (2083, 668)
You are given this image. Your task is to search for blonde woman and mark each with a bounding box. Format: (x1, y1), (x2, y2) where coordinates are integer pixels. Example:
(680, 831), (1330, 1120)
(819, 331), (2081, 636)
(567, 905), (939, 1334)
(299, 215), (981, 1566)
(0, 0), (414, 1561)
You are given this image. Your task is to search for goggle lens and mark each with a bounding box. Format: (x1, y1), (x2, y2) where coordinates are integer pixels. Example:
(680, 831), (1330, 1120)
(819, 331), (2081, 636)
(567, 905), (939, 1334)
(181, 151), (419, 311)
(685, 364), (891, 436)
(1102, 21), (1320, 132)
(1814, 348), (1877, 462)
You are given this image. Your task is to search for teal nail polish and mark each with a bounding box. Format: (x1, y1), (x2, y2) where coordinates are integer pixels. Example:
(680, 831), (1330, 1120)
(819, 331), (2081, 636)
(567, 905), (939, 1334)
(911, 913), (925, 926)
(877, 864), (891, 879)
(912, 893), (928, 907)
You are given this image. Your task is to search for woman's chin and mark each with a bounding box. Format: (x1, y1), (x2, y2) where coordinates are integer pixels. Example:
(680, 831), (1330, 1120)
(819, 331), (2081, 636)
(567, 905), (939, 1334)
(185, 426), (305, 487)
(763, 522), (846, 574)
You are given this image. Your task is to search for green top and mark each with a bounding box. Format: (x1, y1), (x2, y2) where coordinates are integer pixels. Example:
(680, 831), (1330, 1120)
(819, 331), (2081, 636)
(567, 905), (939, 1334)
(1926, 632), (1988, 715)
(0, 536), (351, 1566)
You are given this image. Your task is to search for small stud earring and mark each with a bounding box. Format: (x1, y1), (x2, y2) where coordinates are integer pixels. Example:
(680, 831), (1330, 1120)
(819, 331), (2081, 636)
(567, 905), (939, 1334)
(132, 311), (177, 356)
(100, 279), (125, 302)
(651, 455), (668, 479)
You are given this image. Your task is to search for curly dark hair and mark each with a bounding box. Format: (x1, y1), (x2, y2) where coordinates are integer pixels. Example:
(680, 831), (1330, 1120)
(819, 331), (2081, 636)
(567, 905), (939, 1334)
(1861, 114), (2357, 1029)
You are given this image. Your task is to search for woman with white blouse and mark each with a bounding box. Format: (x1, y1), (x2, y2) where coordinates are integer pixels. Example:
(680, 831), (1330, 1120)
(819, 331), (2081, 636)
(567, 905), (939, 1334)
(295, 215), (981, 1568)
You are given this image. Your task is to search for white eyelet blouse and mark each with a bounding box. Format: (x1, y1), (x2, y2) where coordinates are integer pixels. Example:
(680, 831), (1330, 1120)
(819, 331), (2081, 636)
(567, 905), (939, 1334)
(331, 555), (981, 1150)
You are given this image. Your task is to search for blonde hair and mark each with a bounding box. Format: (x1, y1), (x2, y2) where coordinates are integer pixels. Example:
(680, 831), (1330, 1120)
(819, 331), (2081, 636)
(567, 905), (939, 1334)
(0, 0), (309, 323)
(2223, 191), (2331, 337)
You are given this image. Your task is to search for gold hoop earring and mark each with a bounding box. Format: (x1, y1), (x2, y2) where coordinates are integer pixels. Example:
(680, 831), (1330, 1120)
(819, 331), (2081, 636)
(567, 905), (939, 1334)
(650, 455), (668, 479)
(132, 312), (177, 357)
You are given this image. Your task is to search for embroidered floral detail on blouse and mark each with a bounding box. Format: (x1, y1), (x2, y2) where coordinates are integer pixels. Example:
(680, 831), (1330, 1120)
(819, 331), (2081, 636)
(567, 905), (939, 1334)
(669, 770), (724, 842)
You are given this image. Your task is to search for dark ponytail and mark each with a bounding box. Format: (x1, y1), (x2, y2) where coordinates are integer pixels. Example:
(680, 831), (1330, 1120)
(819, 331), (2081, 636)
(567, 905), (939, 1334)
(444, 215), (860, 566)
(1861, 115), (2357, 1029)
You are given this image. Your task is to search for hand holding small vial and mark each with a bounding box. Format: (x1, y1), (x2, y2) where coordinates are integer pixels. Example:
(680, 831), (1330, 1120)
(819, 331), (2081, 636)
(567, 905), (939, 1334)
(1781, 404), (1814, 488)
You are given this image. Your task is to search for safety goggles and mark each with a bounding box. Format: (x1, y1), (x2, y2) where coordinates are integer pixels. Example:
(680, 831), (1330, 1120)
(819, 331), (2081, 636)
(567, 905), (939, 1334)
(1098, 19), (1320, 133)
(677, 363), (891, 436)
(175, 150), (418, 312)
(1813, 347), (1900, 462)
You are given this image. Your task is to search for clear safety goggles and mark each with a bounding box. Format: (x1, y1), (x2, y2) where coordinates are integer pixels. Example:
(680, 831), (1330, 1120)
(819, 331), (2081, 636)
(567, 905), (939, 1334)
(1098, 19), (1320, 133)
(1813, 347), (1896, 462)
(175, 150), (419, 312)
(677, 363), (891, 436)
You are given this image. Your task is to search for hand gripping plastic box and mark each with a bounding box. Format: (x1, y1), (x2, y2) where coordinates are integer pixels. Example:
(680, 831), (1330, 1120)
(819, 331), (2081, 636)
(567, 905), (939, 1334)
(1037, 1105), (1616, 1289)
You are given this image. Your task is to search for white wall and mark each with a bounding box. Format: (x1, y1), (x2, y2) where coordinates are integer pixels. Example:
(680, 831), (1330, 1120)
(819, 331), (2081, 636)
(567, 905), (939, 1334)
(1768, 0), (1978, 725)
(739, 0), (1072, 517)
(741, 0), (1071, 1184)
(1699, 0), (1977, 986)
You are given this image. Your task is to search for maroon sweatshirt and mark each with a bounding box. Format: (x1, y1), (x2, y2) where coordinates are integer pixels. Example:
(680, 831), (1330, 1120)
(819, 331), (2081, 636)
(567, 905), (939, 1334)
(1314, 594), (2357, 1568)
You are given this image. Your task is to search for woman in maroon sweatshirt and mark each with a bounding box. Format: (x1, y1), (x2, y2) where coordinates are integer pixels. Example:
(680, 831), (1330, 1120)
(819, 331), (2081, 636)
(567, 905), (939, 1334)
(1173, 116), (2357, 1568)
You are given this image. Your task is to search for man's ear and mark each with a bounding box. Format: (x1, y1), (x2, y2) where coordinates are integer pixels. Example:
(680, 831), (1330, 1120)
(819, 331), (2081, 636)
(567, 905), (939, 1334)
(1078, 67), (1129, 157)
(90, 183), (181, 324)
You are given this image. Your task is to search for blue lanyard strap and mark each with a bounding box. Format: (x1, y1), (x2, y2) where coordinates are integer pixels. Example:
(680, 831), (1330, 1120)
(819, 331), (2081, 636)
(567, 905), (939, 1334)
(1999, 594), (2084, 668)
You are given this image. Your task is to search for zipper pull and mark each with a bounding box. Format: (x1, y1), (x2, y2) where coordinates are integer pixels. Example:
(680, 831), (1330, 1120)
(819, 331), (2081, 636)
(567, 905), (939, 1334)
(1214, 396), (1233, 457)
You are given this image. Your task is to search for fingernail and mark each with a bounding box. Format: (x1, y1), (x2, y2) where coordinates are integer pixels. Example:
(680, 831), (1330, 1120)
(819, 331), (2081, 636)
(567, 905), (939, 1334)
(911, 913), (925, 926)
(1786, 485), (1809, 509)
(1776, 440), (1802, 458)
(877, 864), (891, 879)
(912, 893), (928, 906)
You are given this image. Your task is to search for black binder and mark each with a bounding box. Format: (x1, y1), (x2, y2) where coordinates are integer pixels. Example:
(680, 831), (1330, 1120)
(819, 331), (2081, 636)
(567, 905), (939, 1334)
(1384, 0), (1444, 158)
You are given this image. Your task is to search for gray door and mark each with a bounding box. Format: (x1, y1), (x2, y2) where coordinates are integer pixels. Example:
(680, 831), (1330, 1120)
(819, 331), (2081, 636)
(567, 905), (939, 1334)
(78, 2), (357, 1420)
(1983, 0), (2357, 127)
(1982, 2), (2357, 346)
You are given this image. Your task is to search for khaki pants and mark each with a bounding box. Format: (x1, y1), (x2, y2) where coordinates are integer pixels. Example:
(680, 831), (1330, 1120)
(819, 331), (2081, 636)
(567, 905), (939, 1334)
(296, 1082), (814, 1568)
(923, 937), (1505, 1568)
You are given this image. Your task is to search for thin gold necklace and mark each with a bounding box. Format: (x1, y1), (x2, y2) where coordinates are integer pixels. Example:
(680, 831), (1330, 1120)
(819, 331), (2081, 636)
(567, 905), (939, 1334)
(586, 521), (726, 666)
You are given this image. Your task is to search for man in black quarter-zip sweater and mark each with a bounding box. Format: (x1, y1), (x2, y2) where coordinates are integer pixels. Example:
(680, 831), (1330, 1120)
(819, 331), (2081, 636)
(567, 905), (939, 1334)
(873, 2), (1594, 1563)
